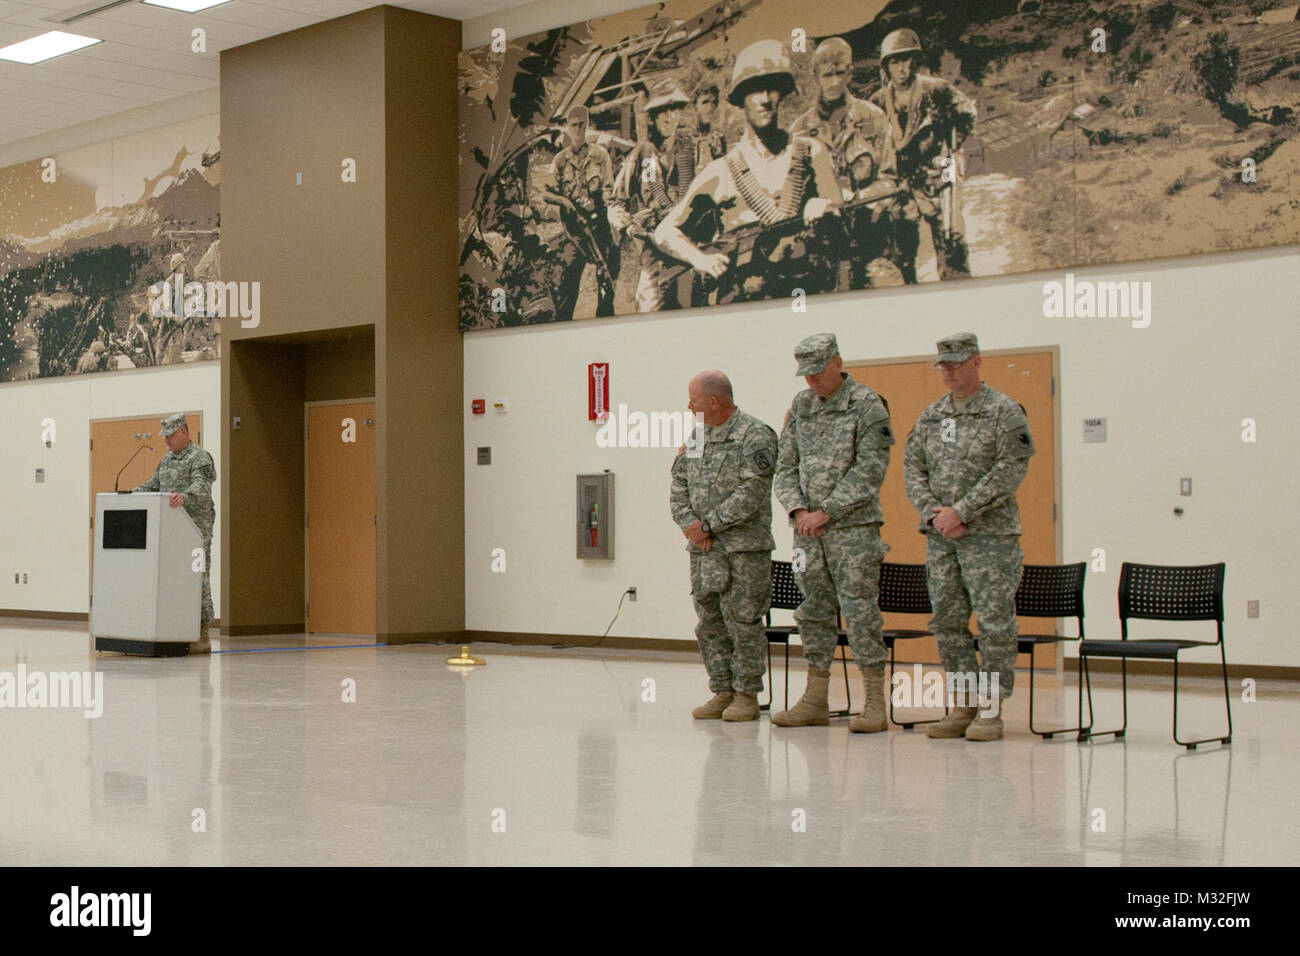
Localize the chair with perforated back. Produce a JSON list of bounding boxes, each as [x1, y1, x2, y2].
[[1077, 562, 1231, 750], [1015, 563, 1087, 738], [878, 562, 946, 729], [762, 560, 853, 715]]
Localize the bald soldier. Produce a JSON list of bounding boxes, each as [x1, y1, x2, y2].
[[773, 334, 895, 731], [904, 334, 1034, 741], [134, 413, 217, 654], [670, 371, 778, 721]]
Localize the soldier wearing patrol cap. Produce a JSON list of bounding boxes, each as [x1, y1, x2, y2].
[[773, 333, 895, 732], [903, 333, 1034, 741], [671, 370, 778, 721], [654, 39, 843, 304], [133, 413, 217, 653]]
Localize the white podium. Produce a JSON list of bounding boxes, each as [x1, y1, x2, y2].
[[91, 492, 203, 656]]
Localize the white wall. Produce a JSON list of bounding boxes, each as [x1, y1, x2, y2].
[[0, 362, 221, 615], [462, 1, 1300, 667]]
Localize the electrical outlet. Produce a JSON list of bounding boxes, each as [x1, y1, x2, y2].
[[1247, 600, 1260, 619], [628, 586, 637, 602], [22, 573, 28, 584], [1180, 478, 1192, 496]]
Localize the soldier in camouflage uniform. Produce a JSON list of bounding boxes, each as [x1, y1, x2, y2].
[[903, 333, 1034, 741], [548, 105, 618, 318], [134, 413, 217, 654], [691, 85, 727, 307], [654, 40, 843, 304], [869, 29, 977, 283], [790, 37, 903, 291], [693, 85, 727, 173], [609, 84, 697, 312], [670, 370, 778, 721], [773, 333, 895, 732]]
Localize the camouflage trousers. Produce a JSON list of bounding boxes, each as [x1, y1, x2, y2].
[[793, 524, 890, 671], [690, 549, 771, 696], [200, 537, 213, 626], [925, 533, 1022, 700]]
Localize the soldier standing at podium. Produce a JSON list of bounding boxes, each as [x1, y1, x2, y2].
[[134, 413, 216, 653]]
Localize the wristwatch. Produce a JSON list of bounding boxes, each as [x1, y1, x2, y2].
[[700, 520, 711, 534]]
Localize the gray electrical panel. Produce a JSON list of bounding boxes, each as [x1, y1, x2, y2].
[[577, 472, 614, 559]]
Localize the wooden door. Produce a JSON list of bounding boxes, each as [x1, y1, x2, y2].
[[306, 401, 376, 635], [848, 352, 1057, 666], [90, 413, 203, 592]]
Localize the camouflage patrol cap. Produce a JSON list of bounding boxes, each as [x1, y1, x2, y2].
[[728, 39, 796, 106], [160, 412, 188, 436], [935, 332, 980, 365], [795, 333, 840, 375]]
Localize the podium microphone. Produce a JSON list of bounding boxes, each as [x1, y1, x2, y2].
[[115, 445, 154, 493]]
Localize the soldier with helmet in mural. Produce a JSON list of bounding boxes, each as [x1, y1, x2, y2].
[[653, 39, 844, 304], [791, 36, 904, 290], [869, 28, 976, 283], [545, 104, 620, 318], [609, 83, 699, 312]]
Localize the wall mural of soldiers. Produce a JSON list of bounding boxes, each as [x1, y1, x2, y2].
[[457, 0, 1300, 329]]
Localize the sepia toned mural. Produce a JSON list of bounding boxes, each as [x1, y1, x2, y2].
[[458, 0, 1300, 330], [0, 115, 221, 381]]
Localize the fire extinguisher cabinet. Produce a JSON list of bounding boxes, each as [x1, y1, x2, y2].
[[577, 472, 614, 559]]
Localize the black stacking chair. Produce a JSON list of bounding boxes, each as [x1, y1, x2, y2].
[[1016, 562, 1087, 738], [762, 560, 853, 715], [1077, 562, 1232, 750], [878, 562, 946, 729]]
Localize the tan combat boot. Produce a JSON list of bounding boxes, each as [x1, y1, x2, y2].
[[722, 692, 759, 722], [849, 665, 887, 733], [925, 706, 979, 738], [771, 667, 831, 727], [692, 690, 733, 719], [190, 621, 211, 655], [965, 698, 1004, 741]]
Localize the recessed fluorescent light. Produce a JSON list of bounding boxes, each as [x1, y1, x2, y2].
[[0, 31, 101, 65], [143, 0, 233, 11]]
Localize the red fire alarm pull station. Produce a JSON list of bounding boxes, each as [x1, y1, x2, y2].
[[472, 399, 485, 415], [588, 363, 610, 421]]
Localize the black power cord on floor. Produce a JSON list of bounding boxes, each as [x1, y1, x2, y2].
[[552, 587, 635, 649]]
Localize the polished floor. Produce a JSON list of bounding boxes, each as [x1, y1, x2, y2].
[[0, 618, 1292, 866]]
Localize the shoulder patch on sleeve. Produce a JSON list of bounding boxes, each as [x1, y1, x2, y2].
[[1009, 425, 1035, 457]]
